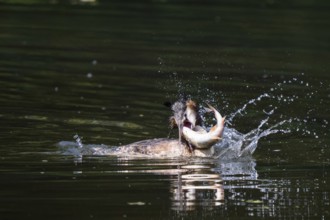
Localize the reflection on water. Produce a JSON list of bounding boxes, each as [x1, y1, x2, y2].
[[172, 164, 224, 210], [67, 150, 258, 213], [63, 155, 329, 219]]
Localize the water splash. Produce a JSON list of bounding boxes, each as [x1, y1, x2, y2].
[[227, 93, 271, 123], [209, 75, 326, 158], [73, 134, 83, 148], [216, 118, 291, 159]]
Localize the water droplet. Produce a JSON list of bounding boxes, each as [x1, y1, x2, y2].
[[73, 134, 83, 148], [87, 73, 93, 78]]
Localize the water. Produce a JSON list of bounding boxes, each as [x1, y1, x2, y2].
[[0, 1, 330, 219]]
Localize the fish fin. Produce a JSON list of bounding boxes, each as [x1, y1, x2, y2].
[[221, 116, 226, 123]]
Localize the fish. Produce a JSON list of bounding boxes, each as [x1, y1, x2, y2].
[[182, 104, 225, 149]]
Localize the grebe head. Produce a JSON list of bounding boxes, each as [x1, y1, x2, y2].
[[170, 100, 185, 142], [169, 99, 201, 143]]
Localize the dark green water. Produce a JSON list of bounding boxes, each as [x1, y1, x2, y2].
[[0, 1, 329, 219]]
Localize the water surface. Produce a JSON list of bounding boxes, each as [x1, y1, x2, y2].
[[0, 1, 329, 219]]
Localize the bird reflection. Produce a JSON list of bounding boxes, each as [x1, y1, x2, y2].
[[172, 164, 224, 211]]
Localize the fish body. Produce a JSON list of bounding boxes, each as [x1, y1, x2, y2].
[[183, 104, 225, 149]]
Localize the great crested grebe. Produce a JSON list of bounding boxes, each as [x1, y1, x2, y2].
[[117, 99, 225, 157]]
